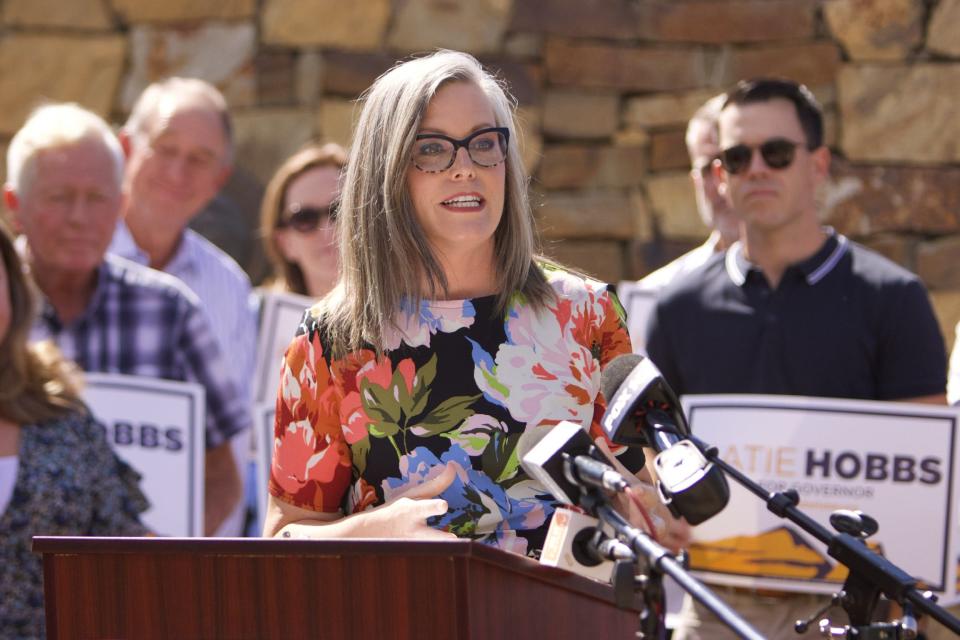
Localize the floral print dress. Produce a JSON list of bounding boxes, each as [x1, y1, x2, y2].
[[0, 410, 149, 639], [269, 267, 636, 555]]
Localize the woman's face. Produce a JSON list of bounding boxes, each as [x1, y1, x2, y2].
[[274, 165, 341, 287], [406, 81, 506, 259]]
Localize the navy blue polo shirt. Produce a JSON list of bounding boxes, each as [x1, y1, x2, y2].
[[644, 232, 946, 400]]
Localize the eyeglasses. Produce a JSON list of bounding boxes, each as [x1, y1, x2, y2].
[[412, 127, 510, 173], [719, 138, 810, 175], [276, 203, 336, 233]]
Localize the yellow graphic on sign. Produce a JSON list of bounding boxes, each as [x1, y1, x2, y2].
[[690, 526, 883, 582]]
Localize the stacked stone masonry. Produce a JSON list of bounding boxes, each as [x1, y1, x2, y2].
[[0, 0, 959, 346]]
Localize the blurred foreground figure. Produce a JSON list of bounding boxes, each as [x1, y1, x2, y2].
[[0, 219, 149, 638]]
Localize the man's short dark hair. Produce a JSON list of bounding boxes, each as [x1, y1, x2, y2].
[[723, 77, 824, 150]]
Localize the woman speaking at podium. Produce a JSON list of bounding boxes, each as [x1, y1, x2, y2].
[[262, 50, 670, 556]]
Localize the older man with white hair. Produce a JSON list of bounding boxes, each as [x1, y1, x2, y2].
[[4, 102, 249, 535]]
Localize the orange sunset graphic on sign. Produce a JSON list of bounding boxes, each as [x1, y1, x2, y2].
[[689, 526, 883, 583]]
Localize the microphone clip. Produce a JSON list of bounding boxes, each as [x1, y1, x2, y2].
[[653, 440, 730, 526]]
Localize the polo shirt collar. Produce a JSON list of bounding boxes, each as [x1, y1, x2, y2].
[[725, 229, 849, 287]]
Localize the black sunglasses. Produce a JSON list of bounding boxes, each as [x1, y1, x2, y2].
[[719, 138, 810, 175], [412, 127, 510, 173], [277, 203, 336, 233]]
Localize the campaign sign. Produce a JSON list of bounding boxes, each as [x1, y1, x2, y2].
[[253, 290, 314, 405], [83, 373, 205, 537], [682, 394, 960, 604], [615, 281, 657, 355], [255, 401, 276, 534]]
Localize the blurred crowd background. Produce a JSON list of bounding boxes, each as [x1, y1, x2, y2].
[[0, 0, 958, 346]]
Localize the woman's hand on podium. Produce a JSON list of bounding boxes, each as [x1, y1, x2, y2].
[[358, 462, 460, 540], [264, 462, 460, 541]]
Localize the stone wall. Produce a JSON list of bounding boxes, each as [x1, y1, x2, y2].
[[1, 0, 959, 344]]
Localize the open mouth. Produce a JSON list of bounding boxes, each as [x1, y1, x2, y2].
[[441, 194, 484, 209]]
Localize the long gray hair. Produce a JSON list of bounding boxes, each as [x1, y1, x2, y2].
[[320, 50, 554, 356]]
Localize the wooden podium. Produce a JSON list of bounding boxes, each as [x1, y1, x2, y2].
[[34, 537, 643, 639]]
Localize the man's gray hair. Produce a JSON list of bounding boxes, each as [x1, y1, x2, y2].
[[124, 77, 234, 166], [684, 93, 726, 156], [6, 102, 124, 195]]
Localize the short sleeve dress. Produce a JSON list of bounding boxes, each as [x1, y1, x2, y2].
[[269, 267, 636, 555]]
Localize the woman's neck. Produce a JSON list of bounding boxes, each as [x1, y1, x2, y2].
[[430, 242, 498, 300], [302, 268, 339, 300]]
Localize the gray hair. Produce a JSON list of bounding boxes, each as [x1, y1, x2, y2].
[[6, 103, 124, 196], [684, 93, 726, 159], [320, 50, 554, 356], [124, 77, 234, 166]]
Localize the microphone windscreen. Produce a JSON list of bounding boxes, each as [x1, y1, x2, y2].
[[601, 354, 644, 405], [519, 421, 594, 505]]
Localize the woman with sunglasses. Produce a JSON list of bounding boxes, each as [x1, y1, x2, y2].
[[261, 143, 346, 298], [262, 50, 670, 556], [0, 220, 149, 638]]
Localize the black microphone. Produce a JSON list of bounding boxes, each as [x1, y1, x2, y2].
[[600, 354, 729, 525], [517, 421, 629, 507], [572, 527, 636, 566]]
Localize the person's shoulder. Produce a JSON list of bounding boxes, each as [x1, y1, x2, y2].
[[182, 230, 252, 290], [540, 262, 610, 299], [846, 239, 924, 288], [32, 408, 98, 446], [637, 241, 717, 292], [298, 297, 337, 344], [657, 250, 728, 305], [104, 253, 202, 307]]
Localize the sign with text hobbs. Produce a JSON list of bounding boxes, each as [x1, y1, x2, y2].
[[83, 373, 205, 537], [682, 394, 960, 604]]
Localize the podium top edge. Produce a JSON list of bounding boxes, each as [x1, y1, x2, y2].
[[32, 536, 632, 606], [33, 536, 480, 556]]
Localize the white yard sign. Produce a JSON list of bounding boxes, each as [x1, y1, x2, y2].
[[253, 290, 314, 405], [616, 281, 658, 354], [84, 373, 205, 537], [682, 394, 960, 604]]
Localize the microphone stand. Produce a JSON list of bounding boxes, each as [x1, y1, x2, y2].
[[689, 435, 960, 638], [575, 487, 765, 640]]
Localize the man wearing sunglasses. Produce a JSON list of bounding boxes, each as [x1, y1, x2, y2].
[[109, 78, 258, 536], [646, 78, 947, 640]]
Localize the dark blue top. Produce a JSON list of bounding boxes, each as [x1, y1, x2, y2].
[[644, 232, 947, 400], [0, 410, 148, 639]]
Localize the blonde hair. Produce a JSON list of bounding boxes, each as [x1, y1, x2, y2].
[[6, 102, 124, 196], [125, 77, 234, 166], [0, 220, 84, 424], [319, 50, 554, 356], [260, 143, 348, 296]]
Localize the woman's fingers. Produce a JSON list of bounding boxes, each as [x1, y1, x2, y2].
[[398, 462, 458, 500]]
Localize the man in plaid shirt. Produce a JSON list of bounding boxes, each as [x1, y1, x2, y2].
[[4, 102, 250, 535]]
